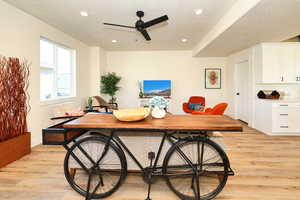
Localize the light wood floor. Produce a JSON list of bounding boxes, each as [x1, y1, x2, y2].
[[1, 124, 300, 200]]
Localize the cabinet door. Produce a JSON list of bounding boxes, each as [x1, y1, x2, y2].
[[262, 44, 281, 83], [295, 46, 300, 83], [279, 45, 296, 83]]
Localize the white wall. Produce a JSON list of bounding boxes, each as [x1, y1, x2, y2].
[[89, 46, 108, 96], [89, 47, 101, 95], [226, 48, 254, 124], [0, 0, 95, 146], [105, 51, 227, 114]]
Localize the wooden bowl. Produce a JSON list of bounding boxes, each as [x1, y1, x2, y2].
[[113, 107, 151, 122]]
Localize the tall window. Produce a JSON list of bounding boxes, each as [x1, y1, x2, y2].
[[40, 38, 76, 101]]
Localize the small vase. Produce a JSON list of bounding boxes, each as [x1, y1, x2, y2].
[[151, 106, 166, 119]]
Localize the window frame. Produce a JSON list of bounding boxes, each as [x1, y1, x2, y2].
[[40, 37, 76, 104]]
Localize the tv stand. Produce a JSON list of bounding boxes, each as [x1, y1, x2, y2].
[[138, 97, 171, 110]]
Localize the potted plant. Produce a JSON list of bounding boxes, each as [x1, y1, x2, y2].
[[138, 81, 144, 98], [0, 56, 31, 168], [100, 72, 121, 103]]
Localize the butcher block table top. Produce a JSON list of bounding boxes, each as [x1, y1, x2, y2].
[[63, 113, 243, 132]]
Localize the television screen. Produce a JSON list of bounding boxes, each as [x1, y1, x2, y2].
[[143, 80, 171, 97]]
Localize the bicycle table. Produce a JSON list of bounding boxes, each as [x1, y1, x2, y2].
[[43, 113, 242, 200]]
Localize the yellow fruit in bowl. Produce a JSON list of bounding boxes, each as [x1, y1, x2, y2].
[[113, 107, 151, 122]]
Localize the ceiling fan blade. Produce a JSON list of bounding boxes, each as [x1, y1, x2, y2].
[[140, 29, 151, 41], [103, 23, 135, 29], [141, 15, 168, 29]]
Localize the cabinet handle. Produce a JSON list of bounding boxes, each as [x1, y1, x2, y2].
[[280, 126, 289, 128], [280, 114, 289, 116], [279, 104, 288, 107], [281, 76, 284, 82]]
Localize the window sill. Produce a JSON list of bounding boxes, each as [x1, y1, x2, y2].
[[40, 96, 77, 106]]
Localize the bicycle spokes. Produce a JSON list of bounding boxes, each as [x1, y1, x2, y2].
[[163, 138, 229, 200], [64, 136, 127, 199]]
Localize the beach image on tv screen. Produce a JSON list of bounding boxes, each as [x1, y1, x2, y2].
[[143, 80, 171, 97]]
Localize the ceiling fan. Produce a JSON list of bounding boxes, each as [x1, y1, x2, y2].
[[103, 11, 169, 41]]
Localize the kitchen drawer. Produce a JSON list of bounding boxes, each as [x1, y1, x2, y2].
[[42, 118, 87, 145], [272, 125, 293, 133], [272, 116, 290, 132], [272, 102, 300, 108], [272, 109, 300, 133]]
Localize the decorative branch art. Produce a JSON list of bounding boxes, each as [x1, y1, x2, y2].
[[0, 56, 30, 142], [205, 68, 221, 89]]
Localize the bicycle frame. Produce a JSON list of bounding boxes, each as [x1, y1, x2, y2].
[[113, 131, 211, 174], [63, 129, 234, 200]]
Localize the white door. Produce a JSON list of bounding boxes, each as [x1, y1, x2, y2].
[[236, 61, 249, 123], [295, 46, 300, 83]]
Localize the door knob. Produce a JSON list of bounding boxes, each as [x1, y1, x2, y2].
[[236, 93, 240, 95]]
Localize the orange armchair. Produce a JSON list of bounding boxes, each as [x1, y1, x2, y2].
[[183, 96, 205, 113], [192, 103, 228, 115]]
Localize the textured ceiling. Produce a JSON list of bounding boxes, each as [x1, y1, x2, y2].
[[196, 0, 300, 56], [4, 0, 237, 51]]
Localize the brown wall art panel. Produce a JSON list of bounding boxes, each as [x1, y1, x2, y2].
[[0, 56, 30, 142]]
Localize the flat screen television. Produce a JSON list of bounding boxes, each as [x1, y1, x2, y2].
[[143, 80, 171, 97]]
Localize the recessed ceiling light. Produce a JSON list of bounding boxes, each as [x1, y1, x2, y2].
[[195, 9, 203, 15], [80, 11, 88, 17], [112, 40, 117, 43], [181, 38, 187, 42]]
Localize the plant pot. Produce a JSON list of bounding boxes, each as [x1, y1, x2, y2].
[[0, 132, 31, 168], [151, 106, 166, 119], [139, 91, 144, 98]]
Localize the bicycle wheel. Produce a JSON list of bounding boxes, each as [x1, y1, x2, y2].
[[163, 137, 229, 200], [64, 136, 127, 199]]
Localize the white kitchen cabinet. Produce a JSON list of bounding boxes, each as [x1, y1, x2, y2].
[[261, 44, 281, 83], [279, 45, 296, 83], [272, 103, 300, 133], [254, 100, 300, 136], [256, 43, 300, 84]]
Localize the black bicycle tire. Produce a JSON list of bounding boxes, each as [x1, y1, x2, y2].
[[64, 136, 127, 199], [163, 137, 229, 200]]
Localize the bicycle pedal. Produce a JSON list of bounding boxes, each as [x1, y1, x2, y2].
[[148, 152, 155, 160]]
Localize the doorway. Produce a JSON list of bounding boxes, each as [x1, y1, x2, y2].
[[236, 61, 249, 123]]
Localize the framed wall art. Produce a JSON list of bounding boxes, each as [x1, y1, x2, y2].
[[205, 68, 221, 89]]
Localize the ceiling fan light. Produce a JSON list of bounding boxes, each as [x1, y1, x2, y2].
[[112, 40, 117, 43], [181, 38, 187, 42], [104, 11, 168, 41]]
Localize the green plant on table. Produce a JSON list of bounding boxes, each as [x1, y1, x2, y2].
[[100, 72, 121, 103], [87, 97, 93, 110], [138, 81, 144, 98]]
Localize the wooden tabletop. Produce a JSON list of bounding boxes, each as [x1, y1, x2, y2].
[[63, 113, 243, 132]]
